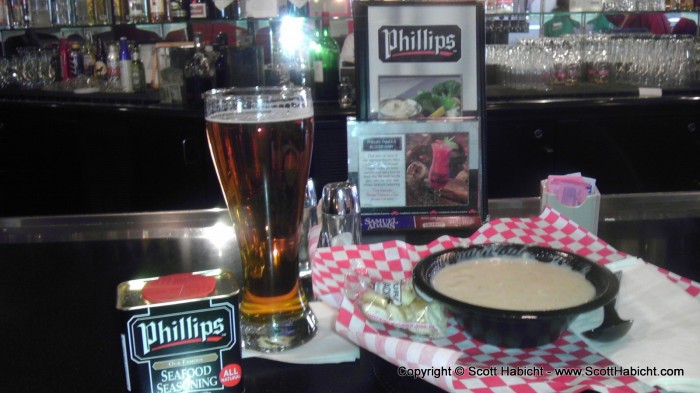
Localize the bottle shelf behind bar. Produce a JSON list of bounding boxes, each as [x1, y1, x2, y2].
[[2, 0, 699, 104]]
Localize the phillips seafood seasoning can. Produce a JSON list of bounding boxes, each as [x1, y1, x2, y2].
[[117, 269, 244, 393]]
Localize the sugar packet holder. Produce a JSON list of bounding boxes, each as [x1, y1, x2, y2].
[[343, 259, 448, 338], [540, 180, 601, 235]]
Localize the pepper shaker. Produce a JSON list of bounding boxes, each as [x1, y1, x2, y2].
[[318, 181, 361, 247]]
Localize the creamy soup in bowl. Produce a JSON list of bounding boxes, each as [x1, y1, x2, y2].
[[412, 244, 619, 347], [431, 257, 596, 311]]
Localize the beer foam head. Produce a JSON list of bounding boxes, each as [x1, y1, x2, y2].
[[206, 106, 313, 124], [205, 87, 314, 124]]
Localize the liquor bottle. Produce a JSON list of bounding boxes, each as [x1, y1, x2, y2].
[[112, 0, 128, 23], [312, 10, 340, 102], [4, 0, 12, 27], [184, 32, 215, 108], [73, 0, 89, 24], [107, 43, 120, 86], [87, 0, 97, 24], [82, 34, 96, 76], [230, 19, 263, 87], [0, 0, 9, 28], [18, 0, 30, 26], [286, 17, 313, 90], [5, 0, 16, 27], [59, 38, 71, 80], [131, 46, 147, 92], [212, 0, 236, 18], [214, 32, 230, 87], [285, 0, 307, 17], [95, 0, 111, 23], [5, 0, 15, 27], [189, 0, 209, 18], [149, 0, 165, 21], [119, 37, 133, 92], [94, 38, 108, 79], [264, 19, 289, 86], [29, 0, 51, 27], [8, 0, 30, 27], [52, 0, 75, 25], [127, 0, 148, 22], [49, 43, 62, 81], [69, 42, 84, 78], [168, 0, 187, 20]]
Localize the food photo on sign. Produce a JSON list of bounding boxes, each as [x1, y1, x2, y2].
[[378, 76, 464, 119], [406, 133, 469, 206]]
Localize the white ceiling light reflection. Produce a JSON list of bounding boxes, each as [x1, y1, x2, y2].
[[280, 16, 312, 57], [201, 221, 236, 256]]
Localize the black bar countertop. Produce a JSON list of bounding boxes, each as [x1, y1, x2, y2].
[[3, 84, 700, 123], [1, 192, 699, 393]]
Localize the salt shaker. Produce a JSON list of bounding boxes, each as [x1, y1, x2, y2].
[[299, 178, 318, 278], [318, 181, 361, 248]]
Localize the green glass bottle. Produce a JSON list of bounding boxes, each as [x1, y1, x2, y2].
[[131, 46, 147, 93], [312, 10, 340, 102]]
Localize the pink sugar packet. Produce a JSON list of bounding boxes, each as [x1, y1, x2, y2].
[[546, 174, 596, 207]]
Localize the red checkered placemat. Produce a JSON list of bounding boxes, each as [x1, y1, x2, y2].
[[310, 207, 700, 392], [336, 298, 656, 392]]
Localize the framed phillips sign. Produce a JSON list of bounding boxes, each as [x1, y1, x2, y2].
[[353, 0, 486, 121], [349, 1, 487, 231]]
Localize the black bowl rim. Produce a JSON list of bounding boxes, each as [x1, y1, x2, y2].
[[412, 243, 620, 320]]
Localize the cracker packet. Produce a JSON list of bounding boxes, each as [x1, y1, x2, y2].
[[343, 260, 447, 338]]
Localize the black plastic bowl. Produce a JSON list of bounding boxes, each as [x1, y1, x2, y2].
[[412, 243, 619, 348]]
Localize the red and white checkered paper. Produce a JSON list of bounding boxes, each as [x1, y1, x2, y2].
[[310, 207, 700, 393]]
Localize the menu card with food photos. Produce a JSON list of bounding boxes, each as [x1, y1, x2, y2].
[[353, 0, 485, 120], [347, 118, 485, 231], [349, 1, 486, 231]]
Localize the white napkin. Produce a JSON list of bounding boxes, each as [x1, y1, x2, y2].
[[242, 301, 360, 364], [570, 257, 700, 392]]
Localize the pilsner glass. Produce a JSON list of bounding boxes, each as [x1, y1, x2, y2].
[[204, 86, 317, 352]]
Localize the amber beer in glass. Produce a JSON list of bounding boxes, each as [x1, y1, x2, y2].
[[204, 87, 317, 352]]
